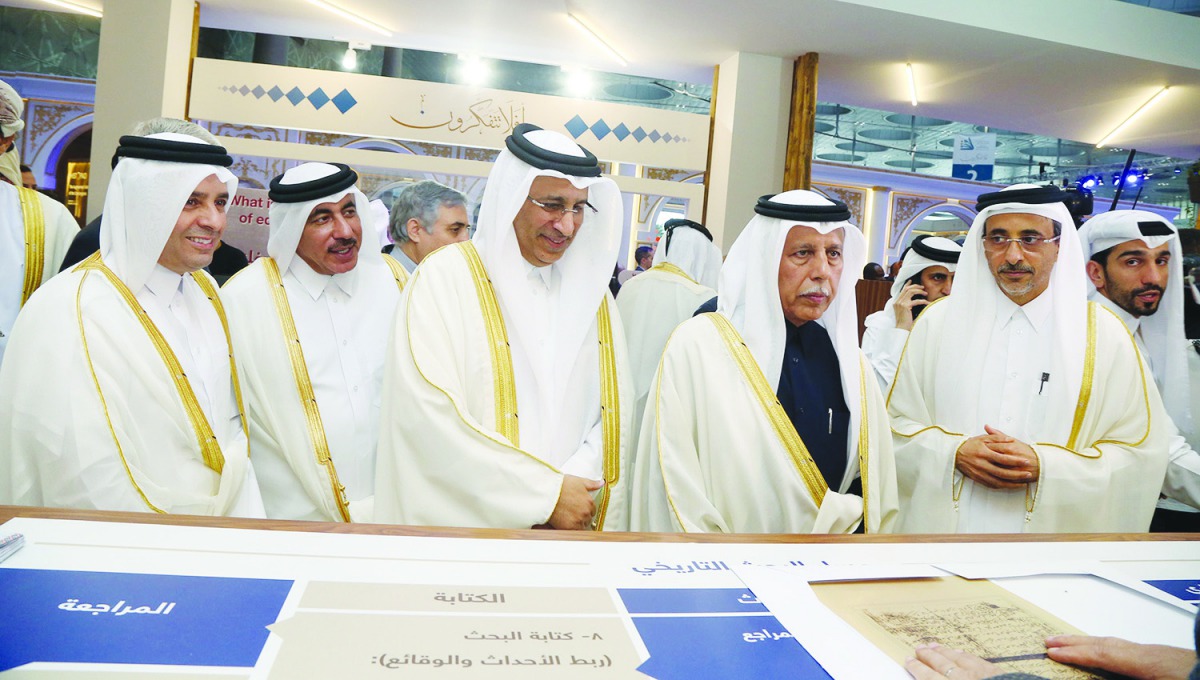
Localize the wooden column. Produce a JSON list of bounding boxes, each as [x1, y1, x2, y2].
[[783, 52, 819, 191]]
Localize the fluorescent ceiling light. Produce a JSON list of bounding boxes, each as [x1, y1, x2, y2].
[[905, 63, 918, 107], [38, 0, 102, 17], [566, 12, 628, 67], [1095, 86, 1170, 148], [307, 0, 392, 38]]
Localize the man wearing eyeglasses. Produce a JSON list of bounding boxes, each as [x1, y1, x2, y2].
[[888, 184, 1168, 533], [1079, 210, 1199, 532], [374, 123, 635, 531]]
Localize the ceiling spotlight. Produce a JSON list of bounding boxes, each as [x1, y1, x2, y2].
[[342, 46, 358, 70], [458, 55, 490, 86]]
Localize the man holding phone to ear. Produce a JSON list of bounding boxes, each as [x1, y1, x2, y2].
[[862, 235, 961, 390]]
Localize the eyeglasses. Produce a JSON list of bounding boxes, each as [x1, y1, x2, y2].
[[981, 234, 1061, 252], [527, 196, 597, 219]]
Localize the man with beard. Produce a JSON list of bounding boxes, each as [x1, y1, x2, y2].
[[888, 184, 1168, 533], [1080, 210, 1199, 531]]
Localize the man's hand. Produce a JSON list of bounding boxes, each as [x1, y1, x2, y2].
[[546, 475, 603, 530], [954, 426, 1037, 489], [904, 642, 1001, 679], [1045, 635, 1196, 680], [893, 282, 929, 331]]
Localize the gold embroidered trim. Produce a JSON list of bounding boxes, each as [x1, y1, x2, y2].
[[381, 253, 411, 291], [1066, 303, 1097, 450], [705, 313, 828, 506], [75, 262, 165, 514], [262, 258, 351, 522], [77, 256, 227, 474], [591, 299, 620, 531], [856, 354, 870, 531], [649, 261, 698, 286], [18, 186, 45, 306], [461, 242, 519, 446]]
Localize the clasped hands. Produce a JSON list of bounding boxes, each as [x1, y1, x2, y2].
[[955, 425, 1039, 489]]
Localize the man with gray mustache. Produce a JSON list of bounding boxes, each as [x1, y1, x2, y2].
[[888, 184, 1169, 533], [630, 189, 898, 534]]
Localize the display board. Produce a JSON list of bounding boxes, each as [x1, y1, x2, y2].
[[0, 516, 1195, 679]]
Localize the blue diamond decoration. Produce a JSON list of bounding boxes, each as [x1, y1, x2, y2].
[[228, 83, 237, 90], [238, 85, 250, 96], [590, 119, 612, 140], [331, 89, 358, 113], [674, 135, 681, 143], [267, 86, 284, 102], [631, 126, 647, 142], [285, 86, 305, 106], [662, 130, 672, 143], [649, 130, 662, 142], [564, 115, 588, 139], [612, 123, 630, 141], [308, 87, 330, 110], [251, 85, 265, 99]]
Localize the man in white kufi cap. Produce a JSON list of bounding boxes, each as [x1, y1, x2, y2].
[[0, 77, 79, 368], [630, 190, 898, 534], [617, 217, 721, 435], [1079, 209, 1199, 531], [862, 235, 961, 390], [374, 123, 634, 531], [0, 132, 263, 515], [889, 184, 1169, 533], [222, 162, 407, 522]]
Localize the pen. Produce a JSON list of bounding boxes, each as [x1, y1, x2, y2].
[[827, 408, 832, 434]]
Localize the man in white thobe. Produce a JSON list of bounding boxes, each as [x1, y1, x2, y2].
[[889, 184, 1168, 533], [374, 123, 634, 531], [616, 218, 721, 432], [862, 236, 961, 391], [384, 179, 470, 274], [0, 132, 263, 515], [223, 163, 406, 522], [630, 190, 899, 534], [0, 78, 78, 368], [1079, 209, 1199, 531]]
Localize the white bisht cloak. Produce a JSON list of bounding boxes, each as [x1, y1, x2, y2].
[[616, 226, 720, 436], [374, 128, 634, 531], [373, 242, 634, 530], [0, 181, 79, 368], [888, 187, 1169, 533], [0, 135, 258, 515], [222, 163, 402, 523], [630, 190, 898, 534]]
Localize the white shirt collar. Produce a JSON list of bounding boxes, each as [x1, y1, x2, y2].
[[995, 283, 1054, 333], [143, 264, 185, 301], [523, 259, 556, 291], [288, 257, 356, 300]]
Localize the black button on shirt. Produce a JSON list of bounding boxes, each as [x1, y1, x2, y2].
[[776, 320, 850, 489]]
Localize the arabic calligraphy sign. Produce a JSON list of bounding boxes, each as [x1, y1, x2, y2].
[[189, 58, 710, 170]]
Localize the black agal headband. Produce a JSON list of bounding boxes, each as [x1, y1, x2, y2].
[[111, 135, 233, 169], [975, 184, 1066, 212], [268, 163, 358, 203], [909, 235, 960, 264], [754, 194, 851, 222], [505, 123, 601, 178], [663, 218, 713, 253]]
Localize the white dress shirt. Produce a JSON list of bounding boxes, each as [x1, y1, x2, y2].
[[283, 259, 386, 505], [510, 261, 603, 479], [960, 290, 1055, 533]]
